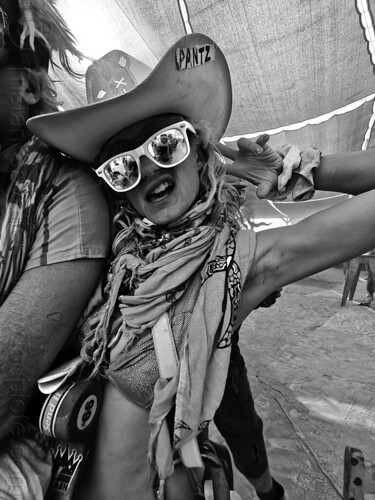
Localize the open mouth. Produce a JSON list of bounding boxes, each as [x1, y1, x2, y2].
[[147, 180, 174, 203]]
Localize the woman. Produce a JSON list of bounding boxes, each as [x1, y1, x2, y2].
[[28, 33, 375, 500]]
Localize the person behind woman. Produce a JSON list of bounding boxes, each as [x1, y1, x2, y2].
[[0, 1, 110, 497], [28, 33, 375, 500]]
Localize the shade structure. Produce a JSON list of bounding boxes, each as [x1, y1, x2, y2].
[[51, 0, 375, 219]]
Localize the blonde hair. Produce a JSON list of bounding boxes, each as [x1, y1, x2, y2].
[[189, 121, 244, 231]]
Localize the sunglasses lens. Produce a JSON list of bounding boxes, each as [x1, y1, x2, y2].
[[147, 128, 188, 166], [103, 156, 140, 191]]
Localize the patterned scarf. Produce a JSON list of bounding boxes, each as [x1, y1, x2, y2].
[[0, 137, 59, 304], [81, 195, 255, 491], [149, 227, 256, 495], [81, 195, 219, 366]]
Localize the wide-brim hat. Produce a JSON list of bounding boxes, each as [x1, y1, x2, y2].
[[27, 33, 232, 165]]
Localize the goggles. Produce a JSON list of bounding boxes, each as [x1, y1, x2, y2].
[[94, 120, 196, 193]]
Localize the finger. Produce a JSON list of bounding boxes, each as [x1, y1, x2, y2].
[[255, 134, 270, 148], [256, 180, 273, 199], [237, 137, 263, 155], [217, 143, 236, 161]]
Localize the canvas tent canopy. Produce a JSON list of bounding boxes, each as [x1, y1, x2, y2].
[[52, 0, 375, 221]]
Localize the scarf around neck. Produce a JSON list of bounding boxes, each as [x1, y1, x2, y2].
[[81, 194, 219, 366], [80, 194, 256, 491]]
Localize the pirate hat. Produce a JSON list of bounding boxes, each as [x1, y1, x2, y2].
[[27, 33, 232, 165], [85, 49, 153, 104]]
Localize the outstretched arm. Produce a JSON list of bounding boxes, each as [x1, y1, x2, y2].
[[315, 149, 375, 195], [219, 139, 375, 322], [220, 137, 375, 198], [237, 185, 375, 323]]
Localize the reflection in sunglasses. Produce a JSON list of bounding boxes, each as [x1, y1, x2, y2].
[[151, 130, 187, 165], [95, 121, 196, 192], [105, 159, 139, 190]]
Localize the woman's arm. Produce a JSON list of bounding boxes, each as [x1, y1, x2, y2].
[[221, 140, 375, 322], [315, 149, 375, 195], [220, 139, 375, 198], [237, 187, 375, 324]]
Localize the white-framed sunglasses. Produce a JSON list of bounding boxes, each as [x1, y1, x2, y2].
[[94, 120, 196, 193]]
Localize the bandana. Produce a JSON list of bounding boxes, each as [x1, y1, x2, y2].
[[149, 227, 255, 492], [81, 193, 218, 365], [0, 137, 59, 304], [81, 191, 256, 489]]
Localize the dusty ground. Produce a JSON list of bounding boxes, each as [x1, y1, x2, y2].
[[210, 266, 375, 500]]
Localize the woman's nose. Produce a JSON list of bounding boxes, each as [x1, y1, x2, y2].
[[140, 157, 160, 179]]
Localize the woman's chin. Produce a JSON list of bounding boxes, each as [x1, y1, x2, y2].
[[143, 198, 187, 226], [147, 212, 179, 226]]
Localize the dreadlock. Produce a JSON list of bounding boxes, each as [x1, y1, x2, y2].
[[0, 0, 89, 115], [16, 0, 86, 77]]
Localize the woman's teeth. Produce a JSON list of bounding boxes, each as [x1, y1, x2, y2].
[[152, 181, 170, 194], [148, 181, 173, 202]]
